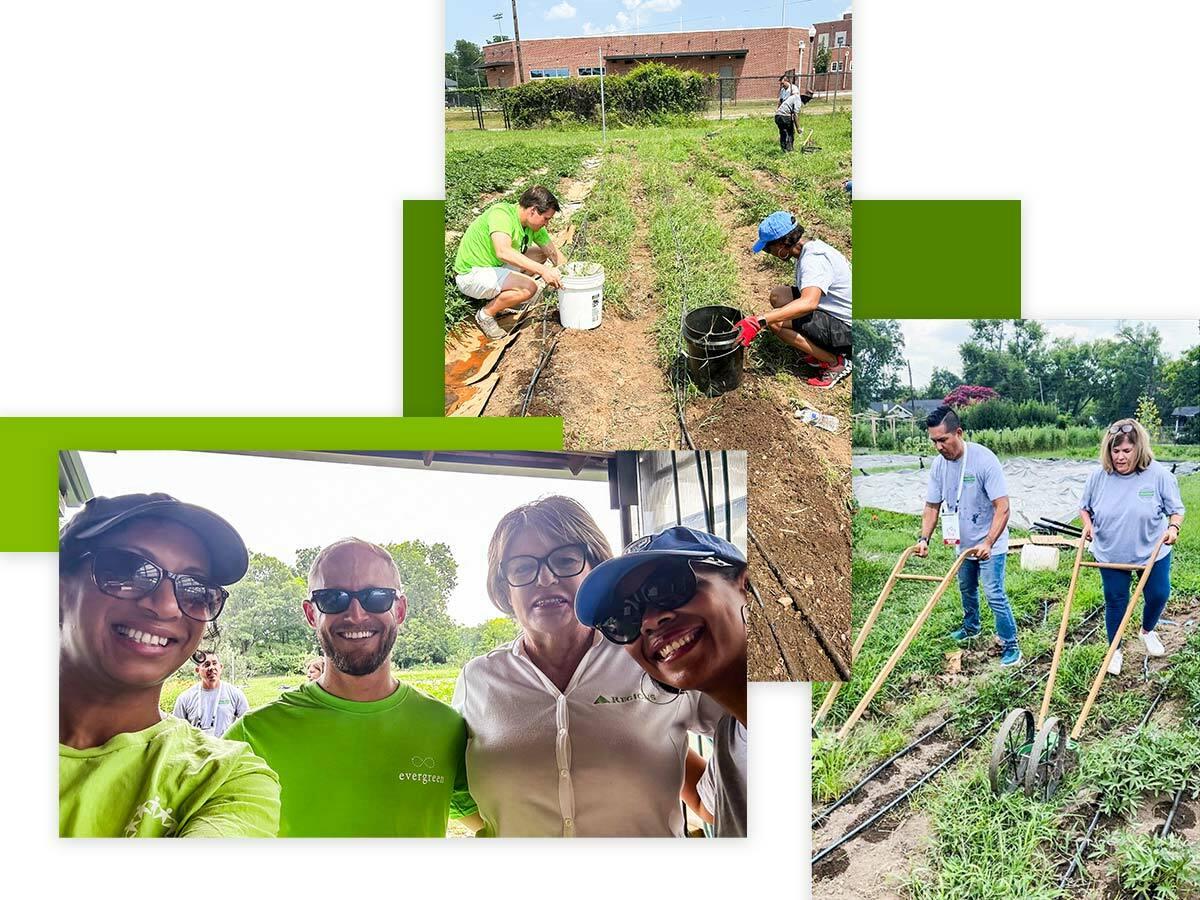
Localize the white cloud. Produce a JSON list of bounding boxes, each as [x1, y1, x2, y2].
[[641, 0, 682, 11], [581, 20, 617, 35], [616, 11, 632, 28], [545, 1, 577, 21]]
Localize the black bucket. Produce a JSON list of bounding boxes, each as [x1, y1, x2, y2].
[[683, 305, 745, 396]]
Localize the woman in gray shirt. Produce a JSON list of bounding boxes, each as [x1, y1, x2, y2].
[[1079, 419, 1185, 675]]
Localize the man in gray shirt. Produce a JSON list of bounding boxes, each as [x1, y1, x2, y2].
[[914, 405, 1022, 667], [172, 651, 250, 737]]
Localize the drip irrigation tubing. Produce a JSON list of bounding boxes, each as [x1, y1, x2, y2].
[[657, 179, 839, 682], [516, 187, 593, 418], [812, 605, 1106, 829], [1058, 680, 1173, 890]]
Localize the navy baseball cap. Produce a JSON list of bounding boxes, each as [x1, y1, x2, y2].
[[575, 526, 746, 631], [751, 211, 797, 252], [59, 493, 249, 585]]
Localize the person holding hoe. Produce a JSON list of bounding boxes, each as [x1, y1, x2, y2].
[[915, 406, 1023, 668], [1079, 418, 1185, 675], [738, 211, 852, 387], [453, 185, 567, 341]]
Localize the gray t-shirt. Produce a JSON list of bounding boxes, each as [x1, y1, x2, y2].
[[795, 240, 852, 324], [172, 682, 250, 738], [926, 441, 1010, 555], [775, 92, 804, 117], [700, 714, 746, 837], [1079, 460, 1184, 565]]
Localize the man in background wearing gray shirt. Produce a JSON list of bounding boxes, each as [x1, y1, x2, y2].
[[914, 405, 1022, 667], [738, 211, 852, 388], [172, 651, 250, 737]]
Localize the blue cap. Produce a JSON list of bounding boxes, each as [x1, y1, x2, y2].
[[575, 526, 747, 629], [751, 211, 797, 253]]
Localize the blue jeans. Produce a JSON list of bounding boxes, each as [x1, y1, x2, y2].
[[956, 553, 1018, 651], [1099, 551, 1172, 643]]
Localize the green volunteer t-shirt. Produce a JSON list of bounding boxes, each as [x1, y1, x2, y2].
[[59, 715, 281, 837], [453, 202, 550, 274], [223, 680, 471, 837]]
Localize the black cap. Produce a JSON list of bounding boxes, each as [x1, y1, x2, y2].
[[59, 493, 249, 586]]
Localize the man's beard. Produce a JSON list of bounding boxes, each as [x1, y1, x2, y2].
[[318, 621, 398, 677]]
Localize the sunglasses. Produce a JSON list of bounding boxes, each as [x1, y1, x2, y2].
[[309, 587, 398, 615], [78, 548, 228, 622], [596, 560, 699, 645], [501, 543, 587, 588], [1108, 423, 1136, 435]]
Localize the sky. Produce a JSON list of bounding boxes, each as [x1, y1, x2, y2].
[[893, 319, 1200, 393], [446, 0, 851, 50], [69, 452, 622, 627]]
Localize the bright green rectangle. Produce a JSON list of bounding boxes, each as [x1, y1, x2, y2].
[[853, 200, 1021, 319], [403, 199, 446, 416], [0, 416, 562, 551]]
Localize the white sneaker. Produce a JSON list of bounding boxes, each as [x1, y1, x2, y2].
[[1141, 630, 1166, 658], [1107, 648, 1123, 676], [475, 308, 507, 340]]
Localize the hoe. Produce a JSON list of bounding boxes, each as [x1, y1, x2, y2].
[[814, 545, 973, 738], [988, 531, 1169, 799]]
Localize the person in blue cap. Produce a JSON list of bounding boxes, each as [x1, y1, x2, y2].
[[575, 526, 747, 837], [736, 211, 852, 388]]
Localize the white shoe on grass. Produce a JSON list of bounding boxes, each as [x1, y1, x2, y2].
[[1107, 648, 1123, 676], [1140, 630, 1165, 658]]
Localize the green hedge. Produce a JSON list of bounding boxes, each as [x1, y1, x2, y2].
[[958, 399, 1061, 431], [503, 63, 712, 128]]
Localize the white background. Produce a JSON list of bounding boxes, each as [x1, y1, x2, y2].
[[3, 1, 1198, 896]]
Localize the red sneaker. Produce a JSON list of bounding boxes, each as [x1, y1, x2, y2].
[[805, 354, 844, 370], [807, 360, 848, 387]]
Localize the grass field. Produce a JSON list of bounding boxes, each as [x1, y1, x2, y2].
[[814, 473, 1200, 897], [159, 663, 459, 713]]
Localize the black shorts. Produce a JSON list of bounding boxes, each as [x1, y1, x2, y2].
[[787, 296, 851, 354]]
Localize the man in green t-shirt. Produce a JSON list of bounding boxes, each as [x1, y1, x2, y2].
[[452, 185, 566, 340], [224, 538, 472, 836]]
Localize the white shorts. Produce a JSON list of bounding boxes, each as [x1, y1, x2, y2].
[[455, 265, 532, 301]]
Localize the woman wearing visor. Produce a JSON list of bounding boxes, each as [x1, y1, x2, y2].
[[451, 496, 722, 837], [59, 493, 280, 837], [575, 526, 748, 837], [1079, 419, 1185, 675]]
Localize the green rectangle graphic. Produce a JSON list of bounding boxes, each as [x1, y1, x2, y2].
[[0, 416, 562, 551], [853, 200, 1020, 319], [403, 199, 447, 416]]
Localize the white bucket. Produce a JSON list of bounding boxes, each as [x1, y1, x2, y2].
[[557, 262, 604, 330], [1020, 543, 1061, 572]]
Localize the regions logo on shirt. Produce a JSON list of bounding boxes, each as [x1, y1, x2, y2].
[[1138, 487, 1156, 501], [397, 755, 446, 785], [962, 474, 977, 485], [593, 691, 659, 704]]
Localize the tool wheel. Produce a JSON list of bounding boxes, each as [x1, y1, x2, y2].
[[989, 707, 1034, 796], [1024, 716, 1069, 801]]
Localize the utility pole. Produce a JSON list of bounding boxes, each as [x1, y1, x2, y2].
[[511, 0, 525, 84]]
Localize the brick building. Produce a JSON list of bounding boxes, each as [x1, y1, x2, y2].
[[480, 26, 821, 100], [812, 12, 852, 92]]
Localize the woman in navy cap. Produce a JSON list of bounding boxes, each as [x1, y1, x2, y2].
[[576, 525, 749, 836], [58, 493, 280, 837]]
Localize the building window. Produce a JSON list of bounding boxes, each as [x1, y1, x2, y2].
[[530, 67, 569, 78], [829, 60, 844, 73], [578, 66, 606, 76], [835, 31, 847, 48], [817, 33, 829, 50]]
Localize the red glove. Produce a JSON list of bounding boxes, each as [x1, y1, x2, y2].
[[734, 316, 765, 347]]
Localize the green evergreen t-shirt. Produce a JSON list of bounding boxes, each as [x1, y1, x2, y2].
[[453, 202, 550, 274], [223, 681, 471, 837], [59, 715, 281, 837]]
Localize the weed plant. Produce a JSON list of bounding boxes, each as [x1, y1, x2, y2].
[[1078, 725, 1200, 818], [1111, 832, 1200, 900]]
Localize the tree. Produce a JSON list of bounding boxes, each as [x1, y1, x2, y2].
[[385, 540, 461, 667], [486, 34, 510, 44], [447, 39, 484, 89], [814, 47, 830, 74], [1161, 344, 1200, 421], [1135, 394, 1163, 439], [925, 367, 963, 399], [851, 319, 905, 410], [220, 552, 314, 673]]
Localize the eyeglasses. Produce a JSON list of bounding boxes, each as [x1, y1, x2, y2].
[[309, 587, 398, 615], [501, 543, 587, 588], [1108, 423, 1135, 435], [596, 560, 698, 645], [78, 548, 228, 622]]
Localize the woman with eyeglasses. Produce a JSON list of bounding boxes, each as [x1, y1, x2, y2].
[[58, 493, 280, 837], [451, 496, 723, 837], [575, 526, 748, 837], [1079, 419, 1186, 675]]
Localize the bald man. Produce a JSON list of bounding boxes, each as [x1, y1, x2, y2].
[[224, 538, 471, 836]]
